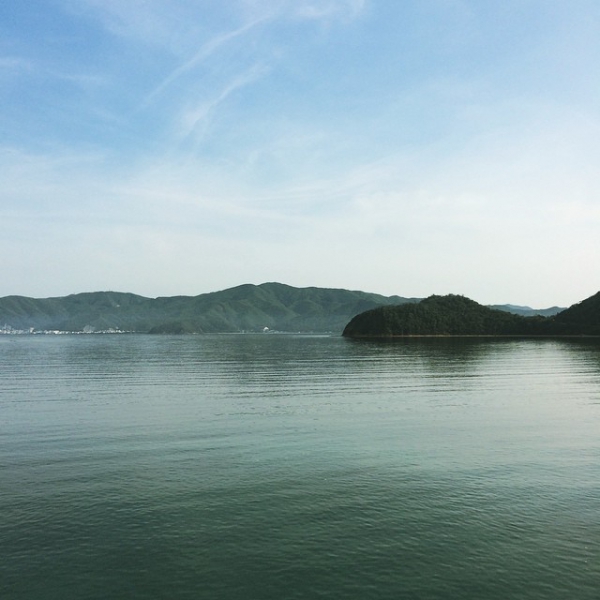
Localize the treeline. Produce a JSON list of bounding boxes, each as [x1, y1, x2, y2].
[[343, 293, 600, 338]]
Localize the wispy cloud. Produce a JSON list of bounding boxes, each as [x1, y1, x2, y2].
[[0, 54, 107, 92], [0, 56, 34, 71], [177, 63, 270, 142], [239, 0, 367, 22], [72, 0, 366, 50], [140, 0, 366, 106], [292, 0, 367, 21], [63, 0, 184, 47], [144, 14, 271, 106]]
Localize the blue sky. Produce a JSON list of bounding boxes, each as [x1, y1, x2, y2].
[[2, 0, 599, 306]]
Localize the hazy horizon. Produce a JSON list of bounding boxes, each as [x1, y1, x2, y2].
[[0, 281, 575, 310]]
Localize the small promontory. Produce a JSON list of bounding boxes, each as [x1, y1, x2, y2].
[[342, 292, 600, 338]]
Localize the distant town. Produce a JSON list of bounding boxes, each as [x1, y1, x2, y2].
[[0, 325, 128, 335]]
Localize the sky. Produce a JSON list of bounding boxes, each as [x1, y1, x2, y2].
[[1, 0, 599, 307]]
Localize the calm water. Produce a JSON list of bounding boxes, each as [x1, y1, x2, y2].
[[1, 334, 600, 599]]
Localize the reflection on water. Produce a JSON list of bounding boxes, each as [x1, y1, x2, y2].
[[1, 335, 600, 600]]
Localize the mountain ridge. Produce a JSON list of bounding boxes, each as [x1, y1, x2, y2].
[[0, 283, 419, 334], [0, 283, 570, 335]]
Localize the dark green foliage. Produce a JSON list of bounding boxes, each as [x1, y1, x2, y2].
[[0, 283, 418, 334], [343, 293, 600, 338], [0, 292, 153, 331], [344, 295, 523, 337], [551, 291, 600, 335]]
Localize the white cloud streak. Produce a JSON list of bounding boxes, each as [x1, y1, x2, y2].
[[292, 0, 367, 21], [143, 14, 272, 106], [0, 56, 34, 71], [177, 63, 270, 142]]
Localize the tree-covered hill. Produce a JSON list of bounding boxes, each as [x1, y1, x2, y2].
[[342, 292, 600, 338], [0, 291, 155, 332], [550, 291, 600, 336], [343, 295, 528, 337], [0, 283, 419, 334]]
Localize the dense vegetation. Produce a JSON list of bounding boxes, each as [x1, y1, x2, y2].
[[551, 291, 600, 335], [343, 293, 600, 338], [0, 283, 418, 334]]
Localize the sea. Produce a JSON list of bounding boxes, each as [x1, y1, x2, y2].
[[1, 333, 599, 599]]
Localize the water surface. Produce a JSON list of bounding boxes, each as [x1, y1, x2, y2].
[[2, 335, 599, 599]]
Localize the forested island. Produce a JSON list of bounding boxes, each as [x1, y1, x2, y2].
[[343, 293, 600, 338]]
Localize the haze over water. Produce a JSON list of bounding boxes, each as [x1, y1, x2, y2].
[[2, 334, 600, 599]]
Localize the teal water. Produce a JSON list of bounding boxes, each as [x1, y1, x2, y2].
[[1, 334, 599, 599]]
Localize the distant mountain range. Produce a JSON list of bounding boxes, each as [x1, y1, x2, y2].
[[0, 283, 417, 333], [487, 303, 563, 317], [0, 282, 568, 335], [343, 292, 600, 338]]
